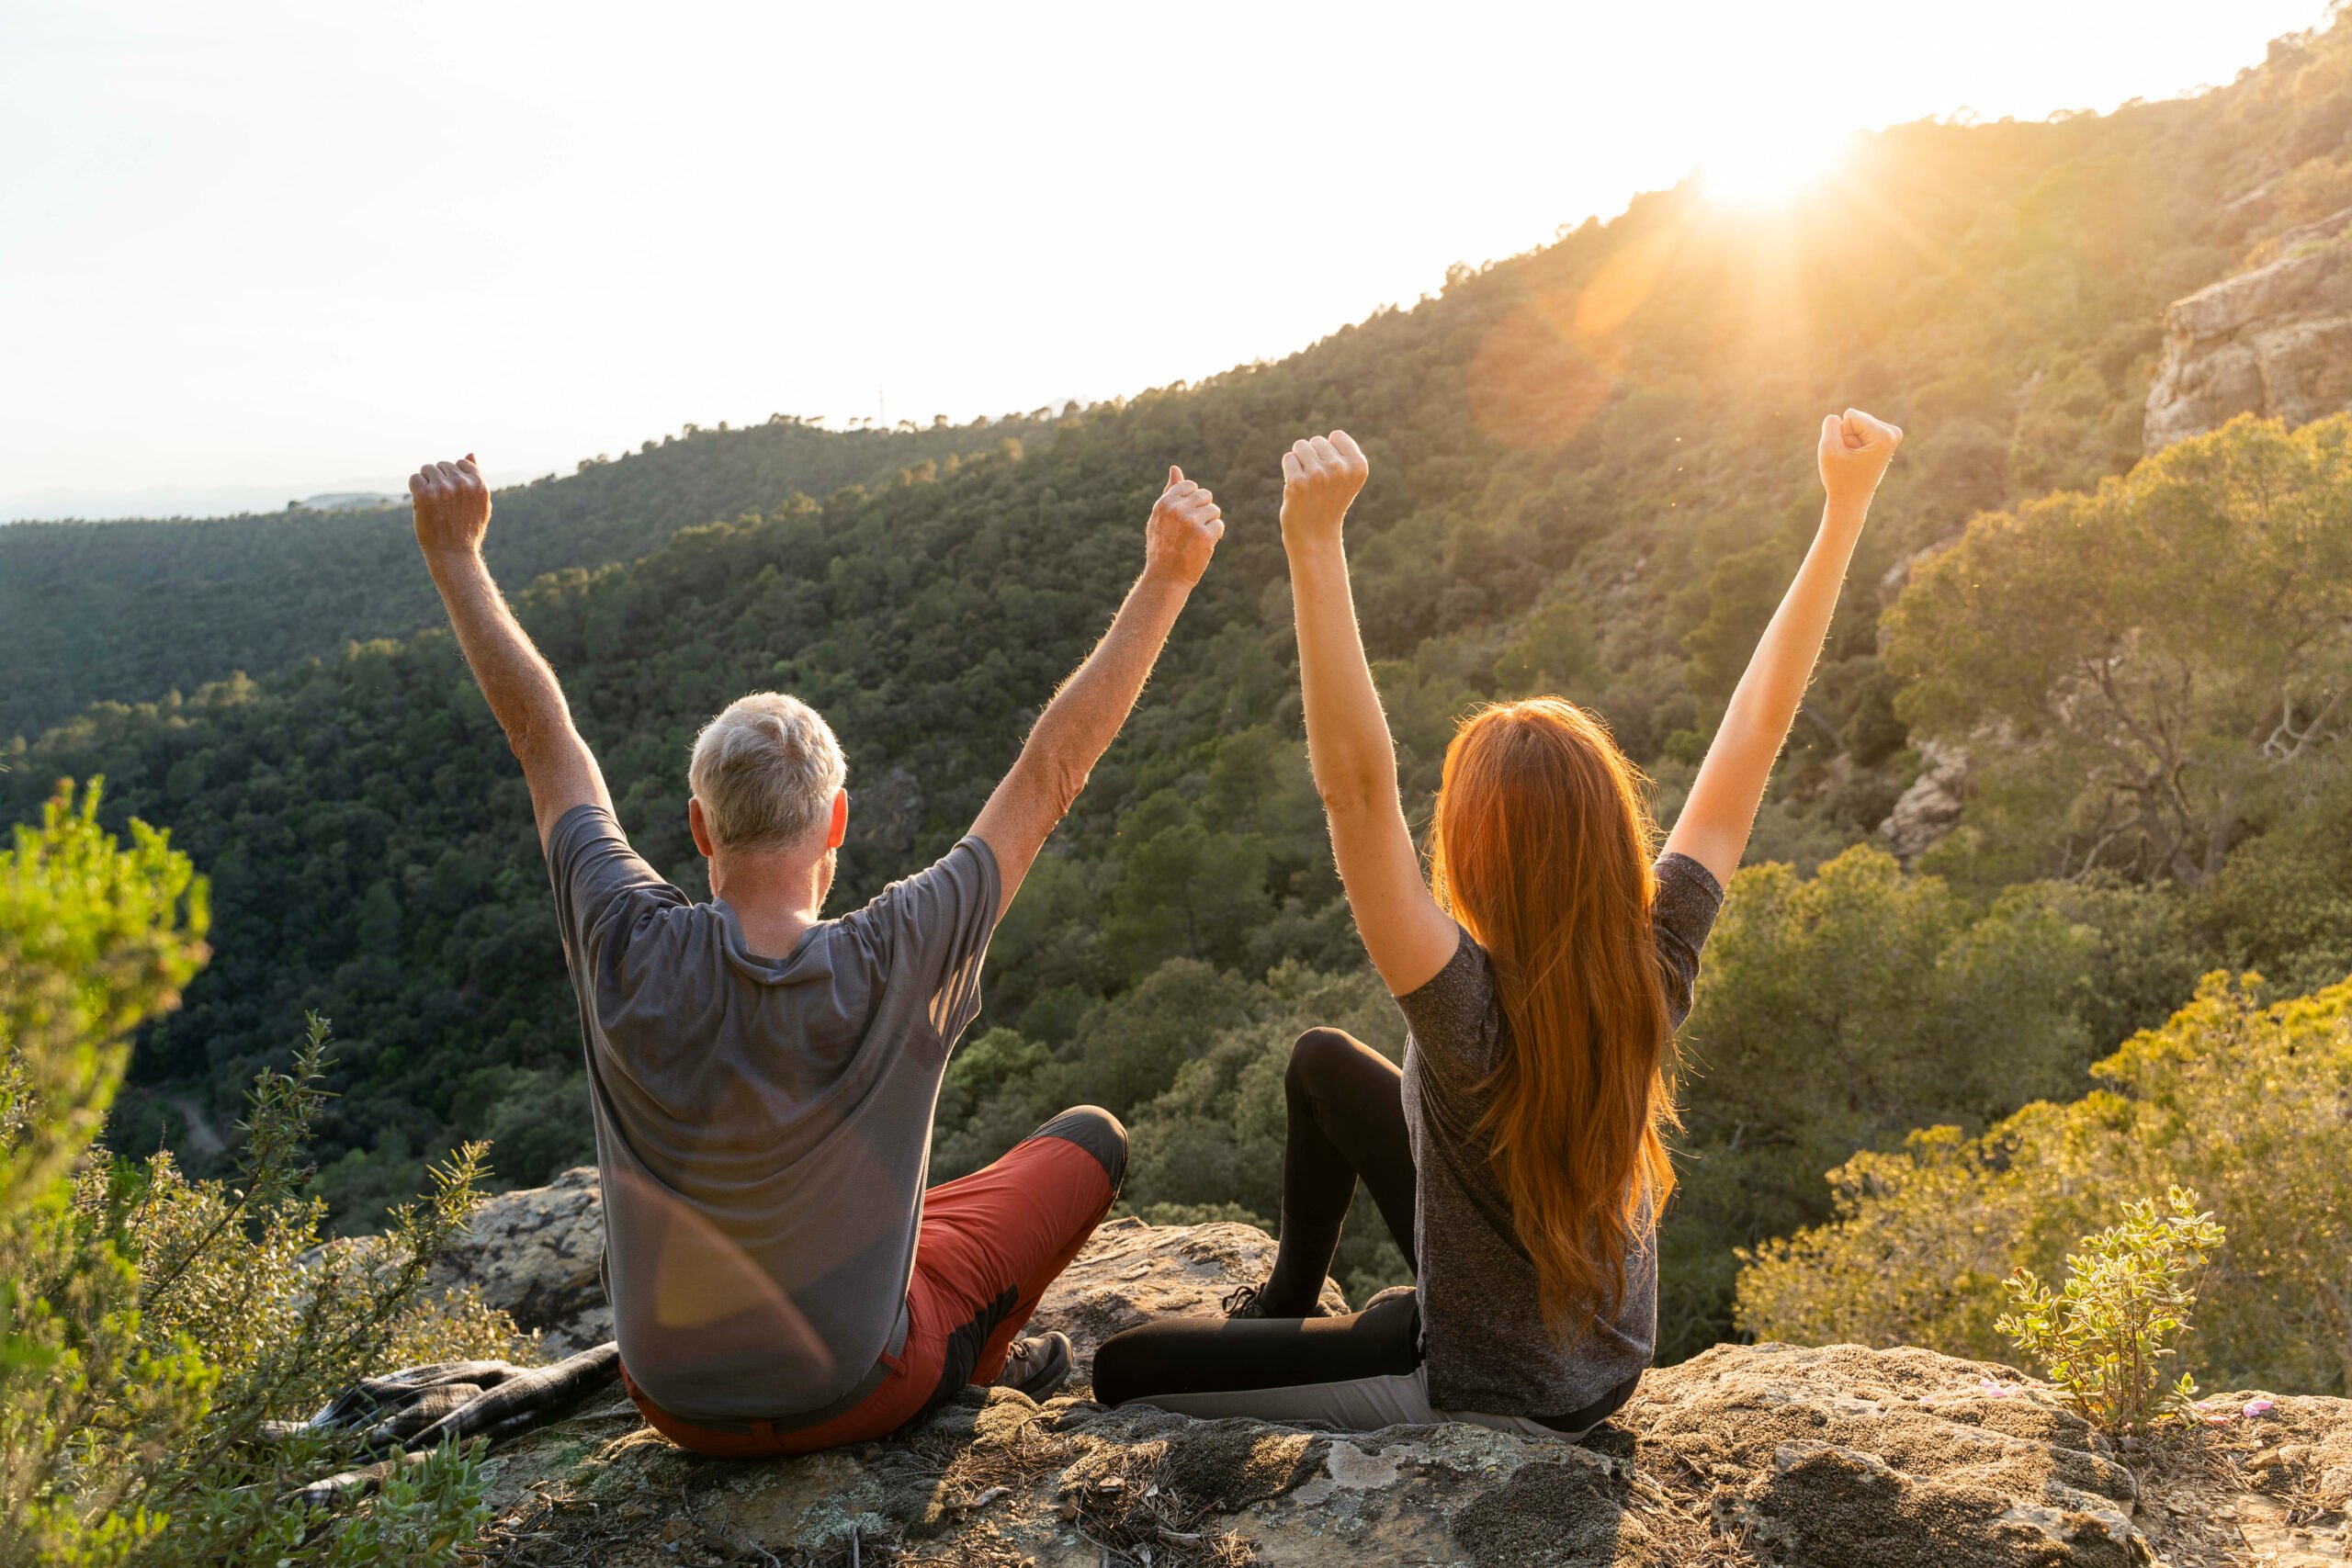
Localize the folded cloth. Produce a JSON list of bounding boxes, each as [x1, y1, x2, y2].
[[286, 1341, 622, 1461]]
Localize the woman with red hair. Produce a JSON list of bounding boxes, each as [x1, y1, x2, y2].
[[1093, 411, 1903, 1435]]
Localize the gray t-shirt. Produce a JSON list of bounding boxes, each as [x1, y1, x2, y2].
[[1395, 851, 1722, 1416], [545, 804, 1000, 1422]]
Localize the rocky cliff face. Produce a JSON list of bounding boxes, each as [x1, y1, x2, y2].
[[447, 1169, 2352, 1566], [2144, 209, 2352, 455]]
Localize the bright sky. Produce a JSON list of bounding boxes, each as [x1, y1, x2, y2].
[[0, 0, 2331, 519]]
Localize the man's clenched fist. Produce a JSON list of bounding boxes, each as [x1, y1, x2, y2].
[[1279, 431, 1370, 547], [1146, 465, 1225, 585], [411, 454, 492, 562], [1817, 410, 1904, 510]]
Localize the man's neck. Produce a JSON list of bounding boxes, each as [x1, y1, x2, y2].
[[709, 849, 830, 960]]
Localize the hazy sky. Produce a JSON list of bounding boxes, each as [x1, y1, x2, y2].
[[1, 0, 2331, 518]]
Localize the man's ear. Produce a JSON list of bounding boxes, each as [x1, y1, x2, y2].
[[688, 796, 716, 858], [827, 789, 849, 851]]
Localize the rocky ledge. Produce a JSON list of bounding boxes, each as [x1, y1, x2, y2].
[[2143, 208, 2352, 455], [446, 1171, 2350, 1566]]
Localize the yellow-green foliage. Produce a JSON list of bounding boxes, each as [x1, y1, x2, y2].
[[1736, 972, 2352, 1394], [0, 784, 526, 1567]]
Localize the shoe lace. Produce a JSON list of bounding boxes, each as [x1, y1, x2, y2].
[[1004, 1338, 1034, 1365], [1218, 1284, 1261, 1315]]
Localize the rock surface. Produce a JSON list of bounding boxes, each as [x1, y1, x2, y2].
[[436, 1165, 611, 1354], [443, 1171, 2350, 1566], [1879, 740, 1969, 863], [2144, 209, 2352, 454]]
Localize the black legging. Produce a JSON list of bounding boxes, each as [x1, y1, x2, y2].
[[1259, 1026, 1416, 1315], [1092, 1026, 1418, 1415]]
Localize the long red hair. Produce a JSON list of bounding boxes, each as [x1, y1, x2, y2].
[[1427, 697, 1675, 1333]]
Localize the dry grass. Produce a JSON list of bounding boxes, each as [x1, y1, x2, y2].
[[1053, 1440, 1257, 1568]]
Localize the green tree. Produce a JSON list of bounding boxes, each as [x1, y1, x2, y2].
[[1887, 414, 2352, 886], [1661, 844, 2097, 1358]]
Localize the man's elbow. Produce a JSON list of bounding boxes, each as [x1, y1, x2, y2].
[[1014, 743, 1091, 822], [504, 711, 578, 770]]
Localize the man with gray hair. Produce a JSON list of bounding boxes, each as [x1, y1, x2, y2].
[[408, 450, 1225, 1457]]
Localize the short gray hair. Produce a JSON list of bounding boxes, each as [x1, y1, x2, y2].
[[688, 693, 847, 852]]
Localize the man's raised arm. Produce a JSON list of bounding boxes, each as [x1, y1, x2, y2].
[[410, 455, 614, 848], [969, 466, 1223, 918]]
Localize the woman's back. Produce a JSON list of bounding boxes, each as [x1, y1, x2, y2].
[[1399, 851, 1721, 1415]]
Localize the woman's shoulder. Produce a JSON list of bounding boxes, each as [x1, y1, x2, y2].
[[1653, 851, 1724, 918], [1394, 926, 1499, 1057], [1650, 852, 1726, 1026]]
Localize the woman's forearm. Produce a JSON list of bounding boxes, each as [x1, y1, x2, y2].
[[1288, 537, 1400, 812], [1667, 410, 1903, 885], [1723, 503, 1861, 742], [1279, 431, 1461, 994]]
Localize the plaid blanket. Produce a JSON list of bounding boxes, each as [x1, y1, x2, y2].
[[278, 1341, 620, 1508]]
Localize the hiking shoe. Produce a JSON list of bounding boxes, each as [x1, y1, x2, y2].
[[994, 1331, 1072, 1400], [1219, 1283, 1329, 1320]]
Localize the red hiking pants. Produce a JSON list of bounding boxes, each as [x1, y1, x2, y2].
[[623, 1106, 1125, 1458]]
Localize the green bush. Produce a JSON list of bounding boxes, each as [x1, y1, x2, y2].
[[1997, 1188, 2226, 1437], [0, 784, 525, 1566]]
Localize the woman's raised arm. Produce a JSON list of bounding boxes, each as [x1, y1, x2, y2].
[[1664, 410, 1903, 887], [1283, 432, 1461, 997]]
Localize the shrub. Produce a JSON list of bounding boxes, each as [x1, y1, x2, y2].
[[1996, 1188, 2226, 1437], [1734, 971, 2352, 1394], [0, 783, 524, 1566]]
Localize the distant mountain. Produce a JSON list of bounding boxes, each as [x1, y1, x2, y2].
[[0, 415, 1054, 740], [0, 476, 456, 523], [294, 492, 408, 513]]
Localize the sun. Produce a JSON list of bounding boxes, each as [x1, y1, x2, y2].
[[1699, 125, 1852, 207]]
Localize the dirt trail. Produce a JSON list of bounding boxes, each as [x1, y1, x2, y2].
[[166, 1093, 227, 1159]]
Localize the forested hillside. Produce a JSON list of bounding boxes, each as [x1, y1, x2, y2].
[[15, 14, 2352, 1370], [0, 412, 1054, 740]]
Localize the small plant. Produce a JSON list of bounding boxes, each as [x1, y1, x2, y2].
[[1997, 1186, 2226, 1437]]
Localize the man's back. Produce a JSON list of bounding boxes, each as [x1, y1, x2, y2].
[[547, 803, 999, 1421], [410, 449, 1220, 1451]]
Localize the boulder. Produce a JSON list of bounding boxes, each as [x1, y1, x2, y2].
[[437, 1172, 2351, 1565], [1880, 740, 1969, 863], [435, 1166, 611, 1354], [466, 1329, 2350, 1567], [2144, 209, 2352, 454]]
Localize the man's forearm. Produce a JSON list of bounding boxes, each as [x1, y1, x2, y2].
[[1020, 567, 1193, 802], [426, 549, 576, 760]]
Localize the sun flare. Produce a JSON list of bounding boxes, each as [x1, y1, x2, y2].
[[1699, 126, 1853, 207]]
